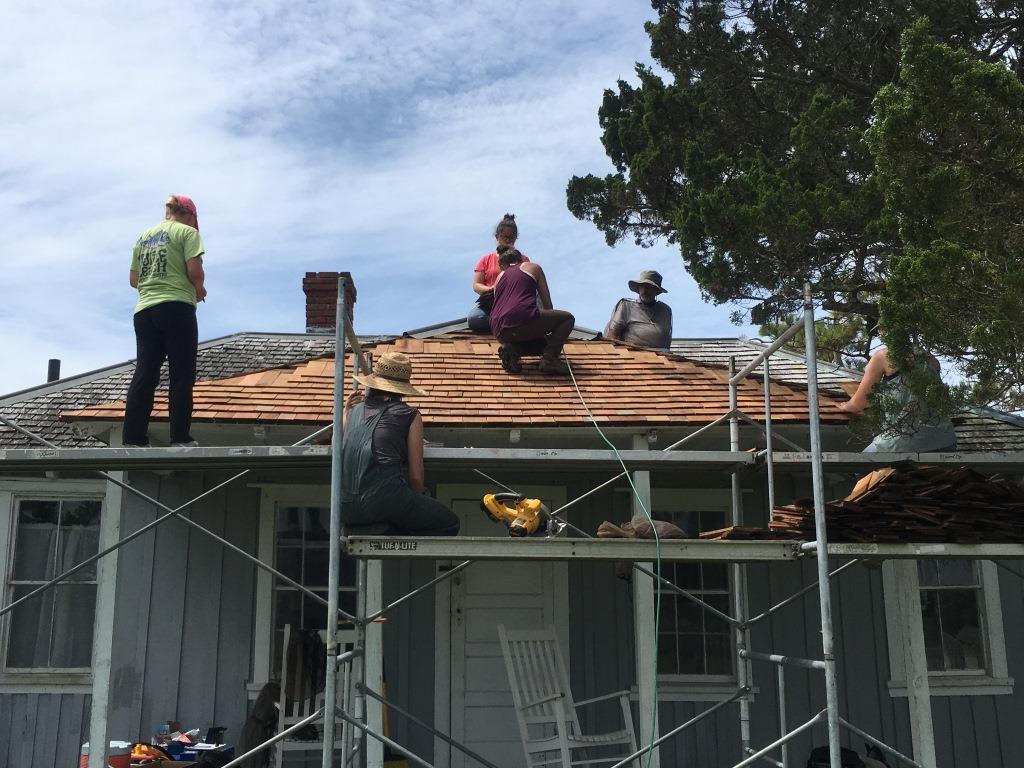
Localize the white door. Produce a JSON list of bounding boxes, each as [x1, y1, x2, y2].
[[434, 484, 569, 768]]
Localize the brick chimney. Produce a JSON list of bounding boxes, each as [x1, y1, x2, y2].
[[303, 272, 356, 333]]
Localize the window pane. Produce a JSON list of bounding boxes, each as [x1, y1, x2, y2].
[[917, 561, 940, 587], [657, 633, 678, 672], [57, 501, 101, 581], [655, 508, 734, 678], [705, 635, 733, 675], [938, 561, 977, 587], [14, 499, 101, 581], [676, 600, 703, 633], [303, 546, 329, 586], [671, 563, 701, 590], [13, 518, 56, 581], [937, 591, 986, 671], [702, 565, 728, 591], [676, 635, 705, 675], [277, 507, 306, 538], [920, 587, 985, 672], [6, 585, 50, 667], [303, 593, 329, 631], [5, 585, 95, 668], [48, 585, 96, 667], [18, 499, 59, 525], [276, 546, 302, 582], [275, 590, 301, 632], [919, 560, 977, 587]]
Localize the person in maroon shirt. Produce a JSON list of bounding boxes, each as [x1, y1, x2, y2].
[[489, 246, 574, 375]]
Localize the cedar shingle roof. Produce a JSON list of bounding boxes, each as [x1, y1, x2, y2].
[[5, 326, 1023, 450], [65, 335, 849, 428]]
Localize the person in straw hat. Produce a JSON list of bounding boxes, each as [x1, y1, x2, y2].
[[603, 269, 673, 349], [340, 351, 460, 536]]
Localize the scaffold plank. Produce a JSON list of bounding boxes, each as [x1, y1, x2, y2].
[[824, 542, 1024, 559], [0, 445, 334, 472], [343, 537, 1024, 562], [343, 536, 800, 562], [771, 451, 1024, 473], [4, 446, 1024, 473], [0, 446, 755, 472], [424, 447, 755, 471]]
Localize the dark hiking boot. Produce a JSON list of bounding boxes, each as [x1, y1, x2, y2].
[[498, 344, 522, 373], [538, 355, 570, 376]]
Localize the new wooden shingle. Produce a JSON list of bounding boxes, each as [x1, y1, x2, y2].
[[65, 335, 848, 428]]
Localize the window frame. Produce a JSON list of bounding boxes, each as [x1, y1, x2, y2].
[[882, 559, 1013, 697], [252, 484, 336, 693], [637, 488, 740, 701], [0, 480, 106, 691]]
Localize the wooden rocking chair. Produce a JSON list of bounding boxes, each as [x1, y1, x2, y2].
[[498, 625, 639, 768], [274, 624, 355, 768]]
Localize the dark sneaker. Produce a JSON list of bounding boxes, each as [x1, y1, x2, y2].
[[538, 356, 570, 376], [498, 344, 522, 374]]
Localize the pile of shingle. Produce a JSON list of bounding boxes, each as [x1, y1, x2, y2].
[[768, 463, 1024, 543]]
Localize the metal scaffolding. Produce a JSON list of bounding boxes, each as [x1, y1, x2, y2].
[[0, 277, 1022, 768]]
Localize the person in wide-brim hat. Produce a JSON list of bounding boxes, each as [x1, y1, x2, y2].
[[340, 351, 460, 537], [627, 269, 668, 295], [353, 351, 426, 397], [604, 269, 673, 350]]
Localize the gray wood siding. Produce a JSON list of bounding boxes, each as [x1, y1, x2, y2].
[[6, 466, 1024, 767], [0, 693, 89, 768], [105, 470, 259, 754], [557, 472, 1024, 768]]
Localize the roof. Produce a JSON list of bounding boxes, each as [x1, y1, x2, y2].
[[953, 408, 1024, 453], [670, 338, 860, 394], [65, 334, 849, 429], [5, 323, 1023, 450], [0, 333, 370, 448], [669, 338, 1024, 452]]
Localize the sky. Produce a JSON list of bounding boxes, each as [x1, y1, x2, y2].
[[0, 0, 761, 396]]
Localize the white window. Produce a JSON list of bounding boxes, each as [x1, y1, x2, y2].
[[252, 486, 359, 689], [655, 508, 733, 678], [883, 560, 1012, 696], [642, 489, 737, 700], [271, 504, 357, 677], [1, 491, 103, 679]]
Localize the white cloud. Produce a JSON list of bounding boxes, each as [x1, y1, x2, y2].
[[0, 0, 760, 395]]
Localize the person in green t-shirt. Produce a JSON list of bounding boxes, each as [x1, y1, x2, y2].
[[122, 195, 207, 447]]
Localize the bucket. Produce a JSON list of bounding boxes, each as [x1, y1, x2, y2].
[[78, 740, 132, 768]]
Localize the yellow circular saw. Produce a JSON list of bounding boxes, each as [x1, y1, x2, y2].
[[480, 492, 556, 537]]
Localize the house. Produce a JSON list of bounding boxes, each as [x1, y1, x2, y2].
[[1, 272, 1023, 768]]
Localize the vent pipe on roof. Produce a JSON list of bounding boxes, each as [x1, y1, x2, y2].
[[47, 359, 61, 383]]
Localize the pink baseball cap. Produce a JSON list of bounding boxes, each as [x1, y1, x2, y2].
[[171, 194, 199, 230]]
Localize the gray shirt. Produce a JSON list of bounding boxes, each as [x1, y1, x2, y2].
[[604, 298, 673, 349]]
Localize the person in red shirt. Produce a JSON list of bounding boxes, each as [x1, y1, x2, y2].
[[467, 213, 530, 332]]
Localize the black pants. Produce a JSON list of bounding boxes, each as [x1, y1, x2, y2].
[[343, 466, 460, 537], [123, 302, 198, 445]]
